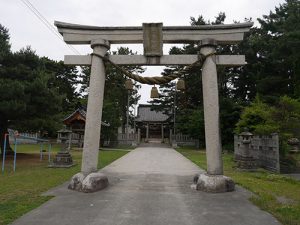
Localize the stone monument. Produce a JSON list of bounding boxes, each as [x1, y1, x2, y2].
[[288, 138, 300, 154], [50, 126, 74, 168], [236, 129, 257, 171]]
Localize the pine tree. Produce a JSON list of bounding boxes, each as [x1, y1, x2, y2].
[[0, 25, 68, 154]]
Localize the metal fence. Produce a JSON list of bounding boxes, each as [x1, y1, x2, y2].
[[8, 129, 38, 144]]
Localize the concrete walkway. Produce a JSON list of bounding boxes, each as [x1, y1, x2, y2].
[[12, 145, 280, 225]]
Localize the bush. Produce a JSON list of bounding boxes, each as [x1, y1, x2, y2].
[[236, 95, 300, 156]]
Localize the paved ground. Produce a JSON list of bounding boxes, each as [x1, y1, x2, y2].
[[12, 145, 280, 225]]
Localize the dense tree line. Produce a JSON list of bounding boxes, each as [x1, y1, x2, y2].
[[150, 0, 300, 151], [0, 0, 298, 155], [0, 24, 82, 153], [0, 24, 140, 153]]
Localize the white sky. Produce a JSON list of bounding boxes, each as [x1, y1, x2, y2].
[[1, 0, 285, 105]]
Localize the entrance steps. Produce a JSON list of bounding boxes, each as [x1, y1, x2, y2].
[[147, 138, 162, 143]]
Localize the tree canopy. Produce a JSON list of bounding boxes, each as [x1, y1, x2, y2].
[[150, 0, 300, 149], [0, 25, 80, 153], [0, 0, 299, 153]]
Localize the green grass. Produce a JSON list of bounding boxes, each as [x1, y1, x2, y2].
[[0, 144, 128, 225], [177, 147, 300, 225]]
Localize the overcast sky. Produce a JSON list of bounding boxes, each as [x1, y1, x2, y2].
[[1, 0, 284, 106]]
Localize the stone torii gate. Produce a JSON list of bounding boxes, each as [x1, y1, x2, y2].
[[55, 21, 253, 193]]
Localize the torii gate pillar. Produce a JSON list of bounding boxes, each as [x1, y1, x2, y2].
[[200, 39, 223, 175], [81, 39, 109, 174], [194, 39, 234, 192], [68, 39, 110, 192]]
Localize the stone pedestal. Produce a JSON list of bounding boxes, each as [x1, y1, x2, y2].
[[237, 156, 257, 171], [68, 172, 108, 193], [50, 152, 74, 168], [193, 173, 235, 193], [288, 138, 300, 154]]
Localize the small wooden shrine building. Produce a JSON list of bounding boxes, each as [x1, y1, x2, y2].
[[63, 108, 110, 147], [135, 104, 171, 142]]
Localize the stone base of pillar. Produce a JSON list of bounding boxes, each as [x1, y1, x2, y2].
[[237, 156, 257, 171], [49, 152, 75, 168], [68, 172, 108, 193], [192, 173, 235, 193]]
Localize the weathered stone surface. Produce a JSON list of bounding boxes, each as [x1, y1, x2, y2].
[[237, 156, 257, 171], [195, 173, 235, 193], [51, 152, 74, 168], [81, 173, 108, 193], [81, 41, 109, 174], [193, 174, 200, 184], [143, 23, 163, 56], [200, 42, 223, 175], [55, 21, 253, 44], [68, 172, 85, 191], [64, 54, 247, 66], [234, 134, 280, 173]]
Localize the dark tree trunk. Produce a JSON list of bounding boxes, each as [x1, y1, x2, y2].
[[0, 119, 13, 155]]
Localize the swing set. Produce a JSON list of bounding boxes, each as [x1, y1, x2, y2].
[[1, 131, 52, 173]]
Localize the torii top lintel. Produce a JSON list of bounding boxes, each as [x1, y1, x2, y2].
[[54, 21, 253, 45]]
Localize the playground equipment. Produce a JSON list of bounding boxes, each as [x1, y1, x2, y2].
[[1, 130, 52, 173]]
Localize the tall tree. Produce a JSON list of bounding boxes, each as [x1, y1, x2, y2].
[[43, 58, 81, 113], [0, 24, 17, 153], [233, 0, 300, 103], [0, 25, 68, 153]]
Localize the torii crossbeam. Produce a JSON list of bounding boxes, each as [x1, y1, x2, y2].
[[55, 21, 253, 193]]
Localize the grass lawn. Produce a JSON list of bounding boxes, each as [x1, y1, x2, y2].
[[177, 147, 300, 225], [0, 144, 128, 225]]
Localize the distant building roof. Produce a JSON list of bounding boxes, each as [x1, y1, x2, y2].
[[63, 108, 110, 127], [135, 104, 169, 122]]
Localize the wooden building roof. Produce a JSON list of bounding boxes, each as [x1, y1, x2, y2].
[[135, 104, 169, 122], [63, 108, 110, 126]]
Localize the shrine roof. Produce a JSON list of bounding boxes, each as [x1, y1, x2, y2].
[[135, 104, 169, 122], [63, 108, 110, 126]]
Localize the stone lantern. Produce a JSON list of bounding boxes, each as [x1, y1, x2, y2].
[[287, 138, 300, 154], [237, 129, 257, 171], [51, 126, 74, 167], [240, 129, 253, 145]]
